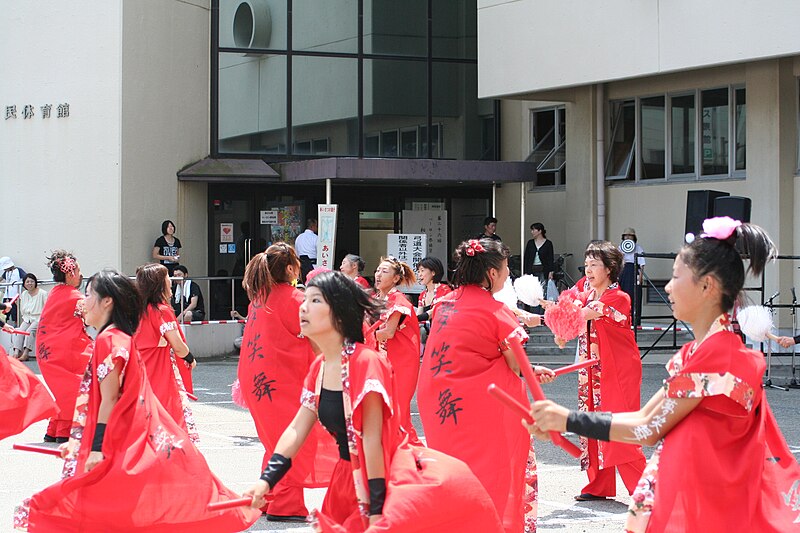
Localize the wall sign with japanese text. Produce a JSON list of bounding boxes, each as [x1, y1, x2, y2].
[[5, 103, 70, 120], [317, 204, 338, 269]]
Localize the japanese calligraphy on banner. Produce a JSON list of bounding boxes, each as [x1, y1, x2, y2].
[[402, 210, 448, 280], [387, 233, 427, 293], [316, 204, 338, 269]]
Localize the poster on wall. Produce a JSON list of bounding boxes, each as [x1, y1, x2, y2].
[[317, 204, 338, 269], [264, 203, 304, 244], [387, 233, 427, 293], [220, 223, 234, 243], [401, 210, 448, 279]]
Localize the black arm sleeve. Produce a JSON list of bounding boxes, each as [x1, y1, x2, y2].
[[565, 411, 612, 441], [259, 453, 292, 488], [368, 478, 387, 516]]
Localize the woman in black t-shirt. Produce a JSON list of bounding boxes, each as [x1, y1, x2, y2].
[[152, 219, 182, 275]]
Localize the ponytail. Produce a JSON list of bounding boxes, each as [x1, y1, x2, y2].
[[379, 257, 417, 287]]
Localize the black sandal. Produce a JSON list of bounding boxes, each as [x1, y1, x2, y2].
[[574, 493, 608, 501]]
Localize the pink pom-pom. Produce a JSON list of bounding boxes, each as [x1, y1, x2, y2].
[[231, 379, 248, 408], [544, 289, 585, 345]]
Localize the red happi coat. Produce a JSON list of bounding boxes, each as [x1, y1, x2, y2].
[[364, 288, 421, 445], [626, 323, 800, 533], [575, 282, 645, 470], [354, 276, 370, 289], [17, 327, 260, 533], [417, 286, 536, 533], [134, 303, 197, 442], [0, 345, 57, 441], [237, 284, 336, 490], [36, 284, 92, 420], [175, 324, 193, 394], [303, 342, 503, 533]]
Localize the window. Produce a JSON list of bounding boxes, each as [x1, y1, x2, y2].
[[528, 106, 566, 188], [607, 86, 745, 183]]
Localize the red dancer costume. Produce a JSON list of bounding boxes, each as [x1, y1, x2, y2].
[[0, 345, 56, 440], [36, 284, 92, 440], [353, 276, 370, 289], [574, 279, 645, 498], [15, 327, 259, 533], [364, 288, 421, 445], [304, 342, 503, 532], [418, 286, 537, 533], [175, 324, 193, 394], [134, 303, 198, 442], [238, 283, 336, 518], [626, 317, 800, 532]]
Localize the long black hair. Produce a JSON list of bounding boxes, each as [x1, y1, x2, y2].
[[306, 271, 383, 343], [680, 222, 777, 312], [451, 238, 509, 291], [87, 269, 142, 336]]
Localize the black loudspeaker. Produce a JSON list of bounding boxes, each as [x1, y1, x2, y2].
[[685, 190, 729, 237], [714, 196, 751, 223]]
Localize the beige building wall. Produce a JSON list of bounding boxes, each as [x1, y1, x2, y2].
[[0, 2, 123, 276], [495, 58, 800, 323], [120, 0, 210, 276]]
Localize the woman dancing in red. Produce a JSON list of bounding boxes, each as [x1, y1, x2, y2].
[[36, 250, 92, 443], [15, 270, 259, 532], [365, 257, 421, 444], [245, 271, 503, 532], [529, 217, 800, 532], [134, 263, 197, 441], [237, 245, 336, 521], [0, 344, 56, 441]]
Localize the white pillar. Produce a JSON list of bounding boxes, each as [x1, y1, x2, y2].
[[520, 181, 526, 275], [596, 84, 606, 240], [325, 178, 332, 204], [492, 183, 496, 216]]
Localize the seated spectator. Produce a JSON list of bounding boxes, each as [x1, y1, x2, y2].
[[0, 256, 26, 324], [11, 274, 48, 361], [171, 265, 205, 323]]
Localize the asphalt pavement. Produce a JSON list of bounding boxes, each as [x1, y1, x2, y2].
[[2, 356, 799, 532]]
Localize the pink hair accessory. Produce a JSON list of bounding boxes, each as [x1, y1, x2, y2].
[[701, 216, 741, 241], [59, 256, 77, 275], [465, 239, 486, 257]]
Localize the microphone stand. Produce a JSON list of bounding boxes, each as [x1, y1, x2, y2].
[[765, 293, 788, 391], [789, 288, 800, 388]]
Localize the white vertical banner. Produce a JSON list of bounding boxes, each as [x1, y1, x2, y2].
[[316, 204, 338, 269]]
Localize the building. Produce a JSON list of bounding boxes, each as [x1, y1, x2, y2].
[[1, 1, 532, 317], [480, 0, 800, 321]]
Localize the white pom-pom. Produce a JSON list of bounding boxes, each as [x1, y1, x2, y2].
[[684, 233, 695, 244], [737, 305, 774, 342], [493, 277, 519, 310], [514, 275, 544, 307]]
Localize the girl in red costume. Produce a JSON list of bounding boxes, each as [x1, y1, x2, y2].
[[529, 217, 800, 532], [134, 263, 197, 442], [0, 344, 56, 441], [417, 238, 554, 533], [559, 241, 646, 501], [36, 250, 92, 443], [15, 270, 259, 532], [237, 245, 336, 521], [245, 271, 503, 532], [340, 254, 370, 289], [365, 257, 421, 445]]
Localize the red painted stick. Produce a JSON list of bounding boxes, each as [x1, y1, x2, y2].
[[488, 384, 533, 424], [186, 392, 198, 401], [13, 443, 62, 457], [552, 358, 599, 377], [508, 342, 582, 458], [207, 497, 253, 511], [11, 329, 31, 336]]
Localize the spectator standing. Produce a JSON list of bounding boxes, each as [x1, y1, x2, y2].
[[171, 265, 205, 322], [523, 222, 555, 281], [476, 216, 502, 242], [618, 227, 646, 326], [152, 220, 181, 275], [1, 256, 26, 323], [11, 273, 48, 361], [294, 218, 318, 283]]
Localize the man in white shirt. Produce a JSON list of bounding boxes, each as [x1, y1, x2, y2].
[[294, 218, 318, 282]]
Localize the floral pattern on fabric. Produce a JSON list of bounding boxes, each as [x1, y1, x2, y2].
[[300, 387, 317, 413], [625, 441, 662, 533], [13, 498, 31, 531], [158, 320, 178, 335], [523, 438, 538, 533], [169, 348, 198, 443], [149, 425, 185, 459], [355, 379, 393, 418]]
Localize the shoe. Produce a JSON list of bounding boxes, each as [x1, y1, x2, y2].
[[55, 437, 69, 444], [43, 434, 57, 443], [574, 493, 608, 501], [17, 352, 29, 362], [265, 514, 308, 523]]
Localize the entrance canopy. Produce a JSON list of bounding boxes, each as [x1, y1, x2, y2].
[[178, 157, 535, 186]]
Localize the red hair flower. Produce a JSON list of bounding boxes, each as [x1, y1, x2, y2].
[[59, 257, 77, 275], [465, 239, 486, 257]]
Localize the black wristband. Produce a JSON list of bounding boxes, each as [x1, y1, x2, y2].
[[91, 423, 107, 452], [416, 311, 430, 322], [184, 352, 195, 364], [368, 478, 386, 516], [566, 411, 613, 441], [259, 453, 292, 488]]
